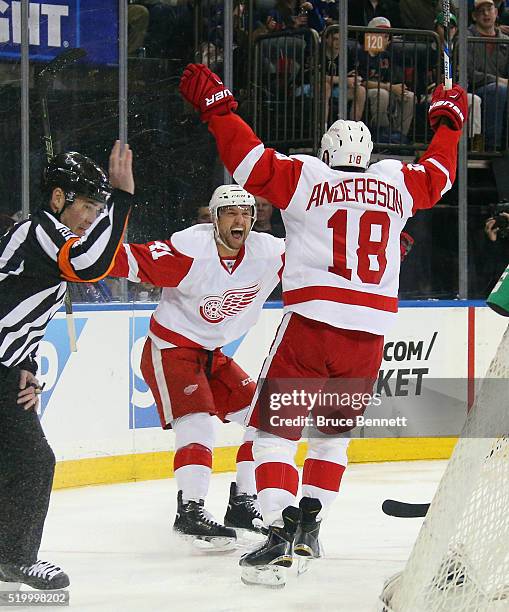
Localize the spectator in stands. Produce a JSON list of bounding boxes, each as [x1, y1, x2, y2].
[[485, 210, 509, 241], [0, 213, 14, 236], [358, 17, 416, 142], [481, 209, 509, 294], [253, 2, 308, 86], [474, 0, 509, 35], [323, 29, 367, 123], [253, 197, 285, 238], [261, 0, 314, 30], [253, 197, 284, 300], [137, 0, 193, 61], [195, 205, 212, 224], [318, 0, 339, 25], [492, 1, 509, 32], [128, 4, 150, 56], [468, 0, 509, 149], [202, 0, 249, 88], [400, 0, 457, 32], [348, 0, 401, 29]]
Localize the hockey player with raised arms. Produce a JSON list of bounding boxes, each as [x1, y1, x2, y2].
[[110, 184, 285, 550], [179, 63, 468, 585]]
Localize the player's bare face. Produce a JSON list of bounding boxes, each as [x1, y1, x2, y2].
[[61, 197, 106, 237], [216, 205, 253, 252]]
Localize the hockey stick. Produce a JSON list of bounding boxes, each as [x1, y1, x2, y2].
[[36, 48, 87, 353], [382, 499, 430, 518], [442, 0, 453, 90]]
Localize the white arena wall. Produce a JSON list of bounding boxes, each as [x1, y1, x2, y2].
[[37, 302, 506, 489]]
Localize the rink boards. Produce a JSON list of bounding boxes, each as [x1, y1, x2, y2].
[[34, 302, 507, 489]]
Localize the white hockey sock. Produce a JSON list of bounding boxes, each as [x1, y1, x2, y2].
[[253, 431, 299, 526], [235, 426, 256, 495]]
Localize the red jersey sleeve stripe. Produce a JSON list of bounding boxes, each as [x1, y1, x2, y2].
[[208, 113, 303, 210], [426, 157, 452, 195], [208, 114, 263, 176], [233, 143, 265, 186], [124, 243, 140, 281]]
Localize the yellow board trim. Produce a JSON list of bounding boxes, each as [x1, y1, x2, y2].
[[53, 438, 457, 490]]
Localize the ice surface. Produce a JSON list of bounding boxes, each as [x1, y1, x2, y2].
[[39, 461, 446, 612]]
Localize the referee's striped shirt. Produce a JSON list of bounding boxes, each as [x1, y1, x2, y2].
[[0, 189, 132, 372]]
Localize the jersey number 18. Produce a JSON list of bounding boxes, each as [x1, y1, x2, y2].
[[328, 209, 390, 285]]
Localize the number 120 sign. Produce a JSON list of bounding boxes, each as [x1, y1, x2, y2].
[[365, 33, 388, 54]]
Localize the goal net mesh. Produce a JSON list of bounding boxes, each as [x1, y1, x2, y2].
[[380, 326, 509, 612]]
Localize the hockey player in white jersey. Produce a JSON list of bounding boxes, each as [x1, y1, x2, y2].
[[179, 63, 468, 584], [110, 184, 284, 550]]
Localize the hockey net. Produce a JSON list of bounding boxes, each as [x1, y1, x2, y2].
[[379, 326, 509, 612]]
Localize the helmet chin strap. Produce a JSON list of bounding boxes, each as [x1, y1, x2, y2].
[[213, 211, 256, 253], [48, 190, 76, 221], [214, 226, 251, 253]]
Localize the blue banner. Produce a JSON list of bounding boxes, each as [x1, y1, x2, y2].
[[0, 0, 118, 64], [37, 317, 87, 418]]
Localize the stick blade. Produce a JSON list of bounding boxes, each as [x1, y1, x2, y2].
[[382, 499, 430, 518], [36, 48, 87, 86]]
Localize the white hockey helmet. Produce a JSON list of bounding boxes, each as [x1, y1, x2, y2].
[[209, 184, 257, 249], [209, 184, 257, 226], [318, 120, 373, 170]]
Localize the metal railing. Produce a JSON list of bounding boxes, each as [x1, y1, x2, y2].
[[251, 28, 321, 150], [329, 26, 441, 152], [466, 36, 509, 154]]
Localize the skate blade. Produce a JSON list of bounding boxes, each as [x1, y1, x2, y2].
[[297, 557, 313, 576], [240, 565, 287, 589], [0, 582, 21, 592], [233, 528, 266, 549], [294, 541, 324, 576], [190, 535, 237, 553]]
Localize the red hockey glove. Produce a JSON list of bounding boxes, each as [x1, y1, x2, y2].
[[400, 231, 414, 262], [428, 84, 468, 132], [179, 63, 238, 122]]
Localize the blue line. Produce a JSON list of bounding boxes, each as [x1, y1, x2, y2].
[[399, 300, 486, 308], [57, 299, 488, 313], [264, 301, 284, 308]]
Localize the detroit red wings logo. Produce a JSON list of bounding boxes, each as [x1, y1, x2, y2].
[[199, 285, 261, 323]]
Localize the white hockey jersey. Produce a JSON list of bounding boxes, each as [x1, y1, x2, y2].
[[208, 114, 461, 335], [110, 224, 285, 350]]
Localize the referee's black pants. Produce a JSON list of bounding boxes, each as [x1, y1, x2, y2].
[[0, 365, 55, 566]]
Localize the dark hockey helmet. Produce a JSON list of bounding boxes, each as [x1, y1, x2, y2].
[[42, 151, 112, 207]]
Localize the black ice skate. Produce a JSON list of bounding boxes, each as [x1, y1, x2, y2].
[[293, 497, 323, 575], [0, 560, 70, 590], [224, 482, 267, 536], [173, 490, 237, 552], [239, 505, 300, 588]]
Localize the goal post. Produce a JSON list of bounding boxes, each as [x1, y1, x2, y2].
[[379, 326, 509, 612]]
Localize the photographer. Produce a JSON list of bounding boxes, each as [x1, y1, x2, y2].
[[481, 205, 509, 298], [485, 210, 509, 241]]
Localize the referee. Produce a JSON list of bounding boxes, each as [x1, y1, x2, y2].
[[0, 141, 134, 590]]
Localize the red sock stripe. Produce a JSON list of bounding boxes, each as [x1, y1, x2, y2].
[[302, 459, 345, 492], [236, 441, 253, 463], [255, 462, 299, 495], [174, 443, 212, 471]]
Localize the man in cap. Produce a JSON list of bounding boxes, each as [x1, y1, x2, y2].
[[358, 16, 416, 141], [468, 0, 509, 149]]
